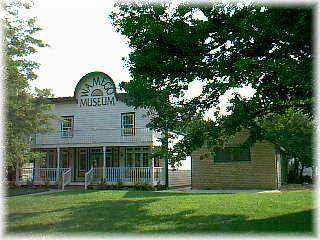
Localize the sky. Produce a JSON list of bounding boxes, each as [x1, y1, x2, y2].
[[30, 0, 131, 97]]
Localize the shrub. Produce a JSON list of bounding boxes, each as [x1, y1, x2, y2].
[[133, 182, 154, 191], [26, 179, 34, 187], [287, 171, 302, 184], [44, 178, 50, 188], [155, 182, 166, 191], [117, 181, 123, 189], [302, 175, 313, 184]]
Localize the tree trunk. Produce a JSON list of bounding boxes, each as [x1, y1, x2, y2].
[[293, 160, 300, 183], [164, 122, 169, 189], [299, 163, 305, 183]]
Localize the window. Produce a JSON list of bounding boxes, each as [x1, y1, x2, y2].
[[127, 152, 134, 167], [135, 152, 141, 167], [126, 148, 149, 167], [105, 149, 113, 167], [121, 113, 135, 136], [61, 150, 69, 168], [154, 156, 160, 167], [143, 153, 148, 167], [40, 150, 56, 168], [61, 116, 74, 138], [215, 146, 251, 162], [79, 149, 87, 172], [90, 148, 103, 168]]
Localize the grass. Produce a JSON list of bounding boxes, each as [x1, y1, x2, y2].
[[6, 189, 314, 235], [6, 187, 50, 197]]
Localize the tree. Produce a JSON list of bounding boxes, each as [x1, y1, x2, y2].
[[111, 2, 216, 170], [110, 2, 313, 167], [4, 1, 54, 170], [256, 109, 314, 181]]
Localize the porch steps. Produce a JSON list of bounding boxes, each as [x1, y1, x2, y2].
[[64, 183, 85, 190]]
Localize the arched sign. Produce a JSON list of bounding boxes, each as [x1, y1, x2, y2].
[[74, 72, 117, 108]]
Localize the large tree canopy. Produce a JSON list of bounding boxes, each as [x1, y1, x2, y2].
[[110, 2, 314, 167], [4, 1, 54, 169], [257, 108, 313, 164]]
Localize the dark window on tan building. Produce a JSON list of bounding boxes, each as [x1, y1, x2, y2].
[[215, 146, 251, 162]]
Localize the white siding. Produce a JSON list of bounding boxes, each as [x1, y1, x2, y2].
[[32, 100, 153, 148]]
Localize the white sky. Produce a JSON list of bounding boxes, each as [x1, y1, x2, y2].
[[30, 0, 131, 97]]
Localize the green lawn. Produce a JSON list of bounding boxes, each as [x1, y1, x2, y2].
[[6, 189, 314, 234], [6, 187, 49, 197]]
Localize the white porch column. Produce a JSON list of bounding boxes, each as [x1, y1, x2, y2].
[[150, 157, 154, 185], [103, 146, 106, 180], [57, 147, 60, 180]]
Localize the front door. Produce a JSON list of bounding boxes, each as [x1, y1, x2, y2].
[[77, 148, 88, 180], [89, 148, 103, 179]]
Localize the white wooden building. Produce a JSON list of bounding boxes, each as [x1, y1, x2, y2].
[[16, 71, 165, 188]]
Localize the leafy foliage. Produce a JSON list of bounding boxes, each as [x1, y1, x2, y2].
[[256, 109, 314, 180], [110, 2, 314, 167], [4, 1, 55, 168], [258, 109, 313, 166]]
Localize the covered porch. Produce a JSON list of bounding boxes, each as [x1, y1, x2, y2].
[[16, 146, 165, 188], [16, 166, 165, 188]]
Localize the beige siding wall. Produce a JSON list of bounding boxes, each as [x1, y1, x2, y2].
[[191, 130, 278, 190], [168, 170, 191, 188]]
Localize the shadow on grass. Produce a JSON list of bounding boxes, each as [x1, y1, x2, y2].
[[50, 189, 234, 199], [6, 194, 314, 234], [5, 187, 50, 197], [123, 191, 234, 198]]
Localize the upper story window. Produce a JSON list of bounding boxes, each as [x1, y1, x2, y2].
[[214, 146, 251, 163], [60, 116, 74, 138], [121, 113, 135, 136]]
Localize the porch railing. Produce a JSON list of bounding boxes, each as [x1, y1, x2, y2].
[[85, 167, 94, 190], [153, 167, 164, 185], [106, 167, 151, 183], [18, 167, 71, 183], [62, 169, 71, 190], [32, 127, 153, 145], [89, 167, 165, 186], [18, 166, 166, 187]]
